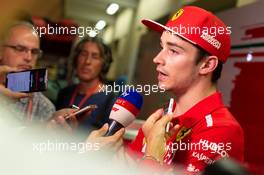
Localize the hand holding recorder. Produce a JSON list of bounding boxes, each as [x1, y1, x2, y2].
[[47, 105, 97, 132]]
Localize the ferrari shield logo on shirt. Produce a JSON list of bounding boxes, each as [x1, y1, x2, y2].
[[176, 126, 192, 142]]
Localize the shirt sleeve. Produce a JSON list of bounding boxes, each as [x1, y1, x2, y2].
[[35, 93, 56, 122], [126, 128, 145, 159]]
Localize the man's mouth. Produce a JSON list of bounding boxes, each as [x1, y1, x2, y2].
[[80, 67, 91, 73], [157, 69, 168, 81], [17, 65, 32, 70]]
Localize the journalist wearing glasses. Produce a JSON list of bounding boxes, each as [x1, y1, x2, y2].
[[0, 21, 55, 123]]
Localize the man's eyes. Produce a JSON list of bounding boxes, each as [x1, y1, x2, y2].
[[169, 49, 179, 54], [91, 54, 100, 59], [15, 46, 27, 51], [80, 51, 88, 56], [80, 51, 100, 59]]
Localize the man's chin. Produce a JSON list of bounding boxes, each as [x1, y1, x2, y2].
[[17, 68, 27, 71], [158, 83, 168, 91], [78, 77, 94, 83]]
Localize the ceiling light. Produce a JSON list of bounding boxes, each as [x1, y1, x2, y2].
[[88, 30, 97, 37], [95, 20, 106, 30], [106, 3, 119, 15]]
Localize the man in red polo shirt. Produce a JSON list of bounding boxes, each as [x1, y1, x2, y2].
[[125, 6, 244, 173]]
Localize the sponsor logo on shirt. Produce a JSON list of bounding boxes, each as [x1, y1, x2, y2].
[[205, 114, 213, 127], [192, 151, 215, 165], [199, 139, 230, 158]]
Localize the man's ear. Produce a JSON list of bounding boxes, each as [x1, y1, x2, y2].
[[199, 56, 218, 75], [0, 50, 3, 63], [0, 48, 4, 64]]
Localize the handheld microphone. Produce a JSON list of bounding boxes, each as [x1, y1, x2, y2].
[[105, 89, 143, 136]]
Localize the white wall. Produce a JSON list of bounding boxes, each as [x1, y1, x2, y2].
[[103, 26, 114, 44], [114, 8, 134, 40], [237, 0, 258, 7]]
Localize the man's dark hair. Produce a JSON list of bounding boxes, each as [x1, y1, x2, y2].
[[195, 46, 223, 83]]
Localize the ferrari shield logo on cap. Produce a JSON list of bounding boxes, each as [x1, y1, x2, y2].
[[171, 9, 184, 21]]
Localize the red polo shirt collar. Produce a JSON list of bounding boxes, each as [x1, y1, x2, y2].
[[171, 92, 225, 128]]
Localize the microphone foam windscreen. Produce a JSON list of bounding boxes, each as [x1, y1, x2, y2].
[[109, 90, 143, 127]]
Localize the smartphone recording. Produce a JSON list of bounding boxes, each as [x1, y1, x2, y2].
[[5, 68, 48, 93], [65, 105, 97, 120]]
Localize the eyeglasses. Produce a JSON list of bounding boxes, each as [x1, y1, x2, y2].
[[3, 45, 43, 58]]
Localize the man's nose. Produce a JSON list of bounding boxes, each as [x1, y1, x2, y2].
[[153, 50, 165, 65], [23, 50, 34, 62], [84, 56, 92, 64]]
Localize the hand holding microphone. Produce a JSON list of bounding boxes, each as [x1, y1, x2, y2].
[[85, 89, 143, 152], [86, 123, 125, 152]]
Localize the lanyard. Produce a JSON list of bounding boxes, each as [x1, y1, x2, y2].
[[26, 97, 33, 122], [69, 83, 99, 108]]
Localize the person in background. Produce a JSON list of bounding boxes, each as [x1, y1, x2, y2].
[[0, 65, 77, 133], [0, 22, 55, 122], [56, 36, 116, 132]]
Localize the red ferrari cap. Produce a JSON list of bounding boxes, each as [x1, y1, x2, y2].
[[142, 6, 231, 63]]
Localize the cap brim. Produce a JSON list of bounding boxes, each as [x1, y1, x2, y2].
[[141, 19, 197, 45]]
